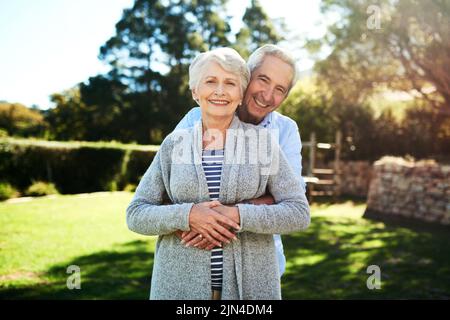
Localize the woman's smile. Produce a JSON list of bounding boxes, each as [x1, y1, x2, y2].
[[208, 98, 230, 106]]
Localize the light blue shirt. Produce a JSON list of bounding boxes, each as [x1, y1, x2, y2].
[[174, 107, 305, 277]]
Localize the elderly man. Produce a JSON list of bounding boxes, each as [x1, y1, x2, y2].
[[174, 44, 305, 278]]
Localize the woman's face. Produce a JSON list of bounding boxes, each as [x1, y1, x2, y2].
[[192, 61, 242, 120]]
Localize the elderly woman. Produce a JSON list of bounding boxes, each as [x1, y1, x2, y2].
[[126, 47, 310, 300]]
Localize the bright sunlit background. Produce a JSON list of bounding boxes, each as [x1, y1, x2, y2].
[[0, 0, 326, 109], [0, 0, 449, 300]]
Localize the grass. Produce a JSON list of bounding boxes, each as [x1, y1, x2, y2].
[[282, 199, 450, 299], [0, 193, 449, 299], [0, 192, 154, 299]]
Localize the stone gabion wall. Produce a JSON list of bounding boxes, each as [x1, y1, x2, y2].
[[366, 157, 450, 225], [338, 161, 373, 197]]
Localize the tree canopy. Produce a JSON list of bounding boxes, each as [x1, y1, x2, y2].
[[308, 0, 450, 113], [44, 0, 282, 144], [0, 102, 46, 137]]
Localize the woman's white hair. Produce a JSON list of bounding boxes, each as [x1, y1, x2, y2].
[[247, 44, 299, 92], [189, 47, 250, 96]]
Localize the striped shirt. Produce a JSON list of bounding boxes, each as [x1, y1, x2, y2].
[[202, 149, 224, 291]]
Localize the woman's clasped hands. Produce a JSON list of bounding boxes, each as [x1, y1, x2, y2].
[[178, 200, 241, 250]]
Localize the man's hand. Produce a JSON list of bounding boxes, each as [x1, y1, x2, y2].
[[174, 230, 184, 239], [241, 194, 275, 205]]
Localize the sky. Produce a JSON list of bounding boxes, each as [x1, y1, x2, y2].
[[0, 0, 326, 109]]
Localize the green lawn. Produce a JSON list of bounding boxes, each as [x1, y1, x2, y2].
[[0, 192, 449, 299]]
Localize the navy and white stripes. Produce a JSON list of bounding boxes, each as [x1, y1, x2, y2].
[[202, 149, 224, 291]]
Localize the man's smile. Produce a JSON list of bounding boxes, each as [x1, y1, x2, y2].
[[253, 96, 271, 109]]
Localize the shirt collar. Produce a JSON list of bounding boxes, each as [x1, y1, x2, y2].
[[233, 109, 273, 128], [259, 112, 273, 128]]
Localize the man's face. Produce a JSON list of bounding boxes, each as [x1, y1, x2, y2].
[[241, 55, 294, 124]]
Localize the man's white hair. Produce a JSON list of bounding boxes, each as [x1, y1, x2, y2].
[[247, 44, 299, 92]]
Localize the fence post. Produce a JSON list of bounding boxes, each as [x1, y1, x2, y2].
[[308, 132, 316, 203], [309, 132, 316, 176], [334, 130, 342, 199]]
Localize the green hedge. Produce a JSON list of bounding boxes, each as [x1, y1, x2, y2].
[[0, 138, 158, 194]]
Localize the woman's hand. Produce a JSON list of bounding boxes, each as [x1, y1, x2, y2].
[[211, 204, 240, 224], [183, 203, 240, 249], [188, 201, 240, 247], [180, 230, 217, 250]]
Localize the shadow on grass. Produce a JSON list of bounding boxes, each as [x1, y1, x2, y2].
[[0, 240, 154, 300], [364, 208, 450, 235], [2, 213, 449, 300], [281, 214, 450, 299]]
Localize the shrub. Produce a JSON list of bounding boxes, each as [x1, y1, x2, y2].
[[105, 181, 118, 192], [123, 184, 137, 192], [0, 182, 19, 201], [0, 102, 46, 137], [25, 181, 59, 197], [0, 140, 156, 194]]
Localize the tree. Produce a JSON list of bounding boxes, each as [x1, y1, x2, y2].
[[99, 0, 231, 89], [0, 102, 46, 137], [46, 88, 87, 141], [46, 0, 285, 143], [96, 0, 232, 142], [78, 75, 132, 141], [309, 0, 450, 113], [279, 78, 335, 145], [401, 103, 450, 158], [234, 0, 284, 58]]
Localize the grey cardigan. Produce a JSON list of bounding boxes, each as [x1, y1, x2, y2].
[[126, 115, 310, 300]]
